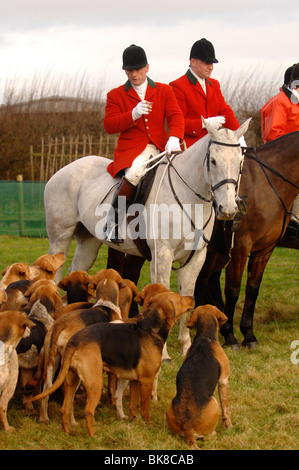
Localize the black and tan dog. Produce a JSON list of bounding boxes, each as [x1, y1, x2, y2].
[[58, 270, 92, 305], [30, 291, 195, 436], [166, 305, 232, 449], [34, 268, 137, 423]]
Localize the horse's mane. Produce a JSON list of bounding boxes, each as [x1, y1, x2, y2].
[[178, 134, 210, 160], [257, 131, 299, 153]]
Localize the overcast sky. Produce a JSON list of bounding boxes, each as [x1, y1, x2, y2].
[[0, 0, 298, 102]]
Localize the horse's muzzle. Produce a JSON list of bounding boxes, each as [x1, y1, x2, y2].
[[215, 203, 238, 221]]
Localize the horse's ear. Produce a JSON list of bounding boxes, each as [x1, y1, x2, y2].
[[235, 118, 252, 140], [201, 117, 219, 140]]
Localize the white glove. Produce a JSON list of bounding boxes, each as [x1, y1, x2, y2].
[[132, 101, 150, 121], [165, 136, 181, 155], [239, 135, 247, 147], [291, 87, 299, 102], [203, 115, 226, 130]]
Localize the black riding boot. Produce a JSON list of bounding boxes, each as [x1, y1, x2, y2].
[[105, 177, 136, 244]]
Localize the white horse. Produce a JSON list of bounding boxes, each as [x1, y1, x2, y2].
[[45, 119, 250, 355]]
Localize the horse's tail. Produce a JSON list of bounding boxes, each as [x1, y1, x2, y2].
[[30, 341, 76, 402]]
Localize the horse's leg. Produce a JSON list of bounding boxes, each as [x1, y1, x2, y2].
[[69, 224, 102, 273], [107, 248, 126, 276], [47, 226, 76, 283], [150, 245, 173, 360], [177, 249, 208, 356], [194, 250, 225, 309], [240, 252, 273, 348], [107, 249, 145, 316], [207, 270, 225, 311], [221, 246, 248, 349], [107, 249, 145, 285], [124, 255, 146, 284], [194, 219, 232, 307], [194, 250, 218, 306]]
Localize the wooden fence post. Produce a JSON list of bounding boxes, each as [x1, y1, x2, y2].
[[16, 174, 25, 236]]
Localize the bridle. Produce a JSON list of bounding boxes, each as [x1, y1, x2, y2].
[[166, 138, 244, 205], [165, 138, 245, 270], [205, 139, 244, 196]]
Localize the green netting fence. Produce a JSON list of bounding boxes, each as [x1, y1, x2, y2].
[[0, 181, 47, 237]]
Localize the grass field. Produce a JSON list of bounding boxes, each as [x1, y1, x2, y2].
[[0, 236, 298, 450]]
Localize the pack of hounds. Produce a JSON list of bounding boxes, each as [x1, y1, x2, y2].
[[0, 252, 232, 449]]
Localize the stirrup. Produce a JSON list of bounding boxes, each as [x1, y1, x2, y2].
[[105, 223, 124, 244]]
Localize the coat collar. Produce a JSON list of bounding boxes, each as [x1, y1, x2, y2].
[[125, 76, 156, 92], [185, 68, 212, 87]]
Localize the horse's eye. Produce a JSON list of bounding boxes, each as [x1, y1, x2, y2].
[[211, 158, 216, 166]]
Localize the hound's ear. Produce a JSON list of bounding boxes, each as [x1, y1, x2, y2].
[[215, 310, 228, 327], [58, 276, 68, 290], [134, 291, 145, 305], [119, 279, 128, 290], [186, 305, 207, 328], [37, 259, 55, 274], [123, 279, 139, 296], [186, 309, 200, 328], [1, 266, 10, 276]]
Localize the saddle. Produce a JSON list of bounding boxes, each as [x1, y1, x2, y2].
[[125, 164, 159, 260]]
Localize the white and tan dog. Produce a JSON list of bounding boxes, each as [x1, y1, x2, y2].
[[0, 310, 35, 431]]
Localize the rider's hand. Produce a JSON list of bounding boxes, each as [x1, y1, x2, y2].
[[204, 115, 226, 130], [165, 136, 181, 155], [132, 101, 152, 120]]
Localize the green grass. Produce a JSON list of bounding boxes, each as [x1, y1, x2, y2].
[[0, 236, 298, 450]]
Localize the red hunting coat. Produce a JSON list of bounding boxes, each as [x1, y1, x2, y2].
[[104, 77, 185, 177], [260, 89, 299, 143], [170, 69, 240, 148]]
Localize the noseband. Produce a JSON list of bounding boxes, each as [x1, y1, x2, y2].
[[206, 139, 244, 194]]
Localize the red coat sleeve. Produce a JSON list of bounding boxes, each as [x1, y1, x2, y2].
[[261, 93, 288, 142], [104, 89, 136, 134]]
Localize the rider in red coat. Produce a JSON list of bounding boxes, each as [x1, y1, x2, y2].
[[105, 76, 184, 178], [103, 45, 184, 243], [261, 63, 299, 236], [261, 63, 299, 143], [170, 39, 240, 148]]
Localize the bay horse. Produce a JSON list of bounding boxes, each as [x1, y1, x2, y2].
[[194, 131, 299, 349], [44, 119, 250, 355]]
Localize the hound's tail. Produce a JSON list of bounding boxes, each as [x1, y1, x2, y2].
[[47, 321, 66, 368], [30, 342, 76, 402]]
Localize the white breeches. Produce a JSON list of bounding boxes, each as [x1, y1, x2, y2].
[[125, 144, 160, 186]]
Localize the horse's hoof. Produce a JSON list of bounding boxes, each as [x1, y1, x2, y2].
[[242, 340, 259, 349], [223, 341, 241, 351]]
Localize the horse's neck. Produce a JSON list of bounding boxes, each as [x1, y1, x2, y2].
[[259, 134, 299, 184], [243, 136, 299, 207]]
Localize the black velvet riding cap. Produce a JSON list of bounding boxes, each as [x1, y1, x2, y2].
[[122, 44, 148, 70], [189, 38, 218, 64]]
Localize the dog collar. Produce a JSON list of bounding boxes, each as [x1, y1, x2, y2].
[[93, 299, 122, 319]]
